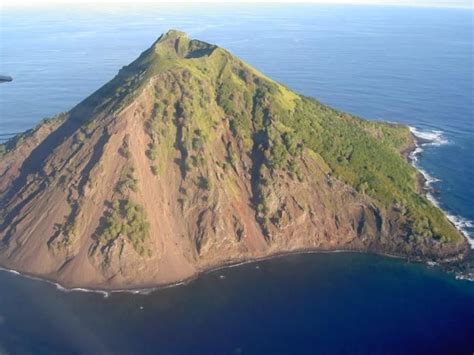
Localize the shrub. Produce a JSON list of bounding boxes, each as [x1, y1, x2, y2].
[[197, 176, 210, 190], [116, 166, 138, 194], [119, 135, 131, 158], [150, 165, 159, 176], [146, 145, 158, 161], [98, 199, 150, 255], [192, 137, 204, 151]]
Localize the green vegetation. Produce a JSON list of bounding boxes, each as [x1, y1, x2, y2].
[[48, 219, 77, 251], [0, 114, 66, 159], [119, 134, 131, 158], [280, 97, 458, 242], [197, 176, 210, 191], [192, 136, 204, 151], [150, 164, 159, 176], [75, 130, 86, 144], [62, 220, 77, 246], [150, 32, 457, 243], [146, 143, 158, 161], [99, 199, 151, 256], [116, 165, 138, 194]]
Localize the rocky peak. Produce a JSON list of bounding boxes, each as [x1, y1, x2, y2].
[[151, 29, 217, 59]]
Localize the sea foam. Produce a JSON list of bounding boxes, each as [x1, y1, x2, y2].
[[408, 127, 444, 197], [409, 126, 474, 248], [409, 126, 449, 146]]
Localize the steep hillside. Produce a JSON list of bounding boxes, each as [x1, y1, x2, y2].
[[0, 30, 469, 289]]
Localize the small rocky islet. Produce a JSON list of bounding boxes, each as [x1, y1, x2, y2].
[[0, 30, 469, 289]]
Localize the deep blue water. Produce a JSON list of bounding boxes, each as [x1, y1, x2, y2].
[[0, 253, 473, 355], [0, 4, 473, 354]]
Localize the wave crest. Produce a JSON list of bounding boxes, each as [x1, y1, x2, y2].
[[409, 126, 449, 146]]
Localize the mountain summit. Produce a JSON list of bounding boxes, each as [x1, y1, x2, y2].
[[0, 31, 469, 289]]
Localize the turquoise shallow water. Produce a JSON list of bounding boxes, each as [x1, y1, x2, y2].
[[0, 4, 473, 354]]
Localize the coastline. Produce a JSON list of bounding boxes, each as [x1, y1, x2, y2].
[[407, 126, 474, 248], [0, 248, 429, 297], [0, 124, 472, 294]]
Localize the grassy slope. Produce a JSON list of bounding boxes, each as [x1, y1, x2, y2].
[[183, 32, 460, 244], [290, 98, 459, 242]]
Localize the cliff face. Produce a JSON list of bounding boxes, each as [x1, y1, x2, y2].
[[0, 30, 469, 289]]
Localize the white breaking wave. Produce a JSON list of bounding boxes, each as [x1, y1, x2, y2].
[[446, 215, 474, 248], [409, 126, 449, 146], [408, 126, 474, 248], [456, 273, 474, 282], [419, 167, 441, 185], [408, 127, 443, 189]]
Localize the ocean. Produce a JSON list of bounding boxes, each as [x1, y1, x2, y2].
[[0, 4, 473, 354]]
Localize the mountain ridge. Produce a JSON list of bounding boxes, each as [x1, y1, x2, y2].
[[0, 30, 469, 289]]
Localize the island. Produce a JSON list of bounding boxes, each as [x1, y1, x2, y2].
[[0, 75, 13, 83], [0, 30, 469, 290]]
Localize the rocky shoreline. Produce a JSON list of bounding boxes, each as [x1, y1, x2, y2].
[[0, 247, 459, 295], [408, 130, 472, 245], [406, 130, 473, 280]]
